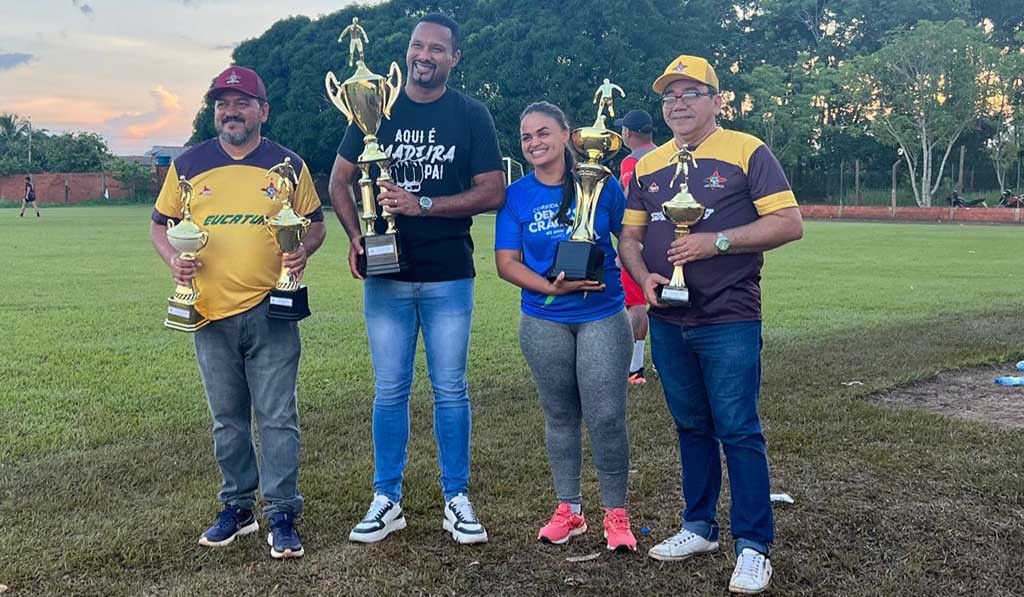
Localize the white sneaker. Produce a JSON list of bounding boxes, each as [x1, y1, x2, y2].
[[647, 528, 719, 561], [348, 493, 406, 543], [729, 548, 773, 594], [442, 494, 488, 544]]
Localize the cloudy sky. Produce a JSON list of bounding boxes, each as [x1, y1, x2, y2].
[[1, 0, 358, 154]]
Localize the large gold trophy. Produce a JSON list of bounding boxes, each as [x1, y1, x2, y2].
[[547, 80, 624, 281], [325, 24, 405, 277], [164, 177, 209, 332], [265, 157, 312, 320], [659, 148, 706, 307]]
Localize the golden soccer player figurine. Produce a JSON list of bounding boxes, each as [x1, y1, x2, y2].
[[338, 17, 369, 67], [593, 78, 625, 126]]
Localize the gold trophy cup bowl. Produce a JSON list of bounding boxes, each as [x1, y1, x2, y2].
[[164, 178, 210, 332], [265, 158, 312, 320], [659, 150, 706, 307], [326, 58, 406, 277], [546, 93, 623, 282]]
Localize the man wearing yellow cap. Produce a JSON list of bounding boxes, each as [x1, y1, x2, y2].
[[618, 55, 803, 594]]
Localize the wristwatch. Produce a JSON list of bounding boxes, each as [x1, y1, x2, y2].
[[715, 232, 731, 254], [418, 195, 433, 216]]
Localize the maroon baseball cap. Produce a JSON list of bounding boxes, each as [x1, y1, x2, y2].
[[206, 66, 267, 102]]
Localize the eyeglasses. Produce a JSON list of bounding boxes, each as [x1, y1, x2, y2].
[[661, 91, 716, 107]]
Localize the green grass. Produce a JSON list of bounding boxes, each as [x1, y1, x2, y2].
[[2, 207, 1023, 595]]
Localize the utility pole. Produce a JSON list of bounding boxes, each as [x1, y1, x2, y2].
[[27, 119, 32, 168]]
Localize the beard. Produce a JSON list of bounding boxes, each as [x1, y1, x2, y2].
[[409, 60, 445, 89], [216, 119, 258, 146]]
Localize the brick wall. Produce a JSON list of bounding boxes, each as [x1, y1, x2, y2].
[[799, 205, 1022, 225], [0, 173, 140, 205]]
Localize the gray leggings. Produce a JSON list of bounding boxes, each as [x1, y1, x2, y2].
[[519, 310, 633, 508]]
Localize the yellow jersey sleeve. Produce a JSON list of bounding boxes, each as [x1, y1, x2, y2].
[[293, 164, 321, 217], [154, 162, 184, 219]]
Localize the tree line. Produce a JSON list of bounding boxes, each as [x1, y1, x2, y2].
[[0, 114, 155, 200], [197, 1, 1024, 206]]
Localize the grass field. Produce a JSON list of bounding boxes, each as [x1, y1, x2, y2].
[[2, 207, 1023, 596]]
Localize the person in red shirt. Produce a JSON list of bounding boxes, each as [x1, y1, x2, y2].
[[614, 110, 656, 384]]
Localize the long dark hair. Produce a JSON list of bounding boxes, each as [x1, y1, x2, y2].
[[520, 101, 576, 227]]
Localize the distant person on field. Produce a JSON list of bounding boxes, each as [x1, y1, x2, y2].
[[149, 66, 326, 560], [21, 176, 40, 217], [614, 109, 657, 384], [495, 101, 637, 552], [618, 55, 803, 595]]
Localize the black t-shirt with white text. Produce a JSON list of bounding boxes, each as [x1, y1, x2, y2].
[[338, 87, 502, 282]]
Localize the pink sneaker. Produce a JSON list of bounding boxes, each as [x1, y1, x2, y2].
[[603, 508, 637, 551], [538, 503, 587, 545]]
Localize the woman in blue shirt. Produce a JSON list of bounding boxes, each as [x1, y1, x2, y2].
[[495, 102, 635, 551]]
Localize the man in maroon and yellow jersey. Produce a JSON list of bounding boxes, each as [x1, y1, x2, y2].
[[150, 66, 326, 560], [618, 55, 802, 594]]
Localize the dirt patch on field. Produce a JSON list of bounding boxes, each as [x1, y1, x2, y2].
[[875, 362, 1024, 428]]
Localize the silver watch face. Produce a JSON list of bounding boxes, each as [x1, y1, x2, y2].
[[419, 196, 432, 209], [716, 235, 730, 252]]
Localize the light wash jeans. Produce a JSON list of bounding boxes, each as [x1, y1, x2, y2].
[[364, 277, 474, 503], [194, 297, 303, 516], [649, 318, 772, 556]]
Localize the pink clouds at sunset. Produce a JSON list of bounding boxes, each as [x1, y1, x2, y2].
[[1, 0, 355, 154]]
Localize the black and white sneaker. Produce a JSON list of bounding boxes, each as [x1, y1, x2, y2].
[[443, 494, 488, 544], [349, 493, 406, 543]]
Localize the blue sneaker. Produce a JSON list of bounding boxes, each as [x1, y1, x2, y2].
[[267, 512, 304, 559], [198, 505, 259, 547]]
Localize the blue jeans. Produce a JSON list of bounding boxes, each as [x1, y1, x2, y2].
[[364, 277, 474, 503], [648, 318, 773, 556], [193, 297, 303, 517]]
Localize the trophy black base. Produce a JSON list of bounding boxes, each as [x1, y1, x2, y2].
[[546, 240, 605, 282], [268, 286, 311, 321], [659, 285, 691, 308], [359, 233, 405, 277], [165, 301, 209, 332]]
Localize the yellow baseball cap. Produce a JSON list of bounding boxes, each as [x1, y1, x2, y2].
[[652, 55, 720, 94]]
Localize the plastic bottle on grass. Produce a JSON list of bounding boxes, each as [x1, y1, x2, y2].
[[1016, 360, 1024, 372], [994, 376, 1024, 386]]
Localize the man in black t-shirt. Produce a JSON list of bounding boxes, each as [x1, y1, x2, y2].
[[328, 13, 505, 546], [21, 176, 40, 217]]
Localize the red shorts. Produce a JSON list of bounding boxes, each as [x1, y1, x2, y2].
[[621, 269, 645, 307]]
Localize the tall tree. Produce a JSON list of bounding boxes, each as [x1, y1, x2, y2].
[[842, 20, 998, 206]]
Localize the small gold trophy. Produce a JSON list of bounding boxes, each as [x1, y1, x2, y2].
[[547, 79, 624, 281], [325, 25, 405, 277], [659, 148, 706, 307], [265, 157, 311, 320], [164, 177, 209, 332]]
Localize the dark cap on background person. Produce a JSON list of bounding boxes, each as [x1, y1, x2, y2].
[[614, 109, 654, 134], [206, 66, 267, 102]]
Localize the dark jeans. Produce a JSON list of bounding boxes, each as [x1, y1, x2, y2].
[[649, 318, 773, 556], [193, 297, 303, 517]]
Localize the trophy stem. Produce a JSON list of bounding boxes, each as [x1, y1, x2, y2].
[[275, 268, 300, 292], [358, 165, 377, 236], [670, 225, 690, 287], [377, 166, 398, 234]]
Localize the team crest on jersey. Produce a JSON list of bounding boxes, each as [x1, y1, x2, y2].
[[704, 169, 727, 190], [262, 181, 278, 199], [200, 186, 213, 196], [648, 182, 660, 193]]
